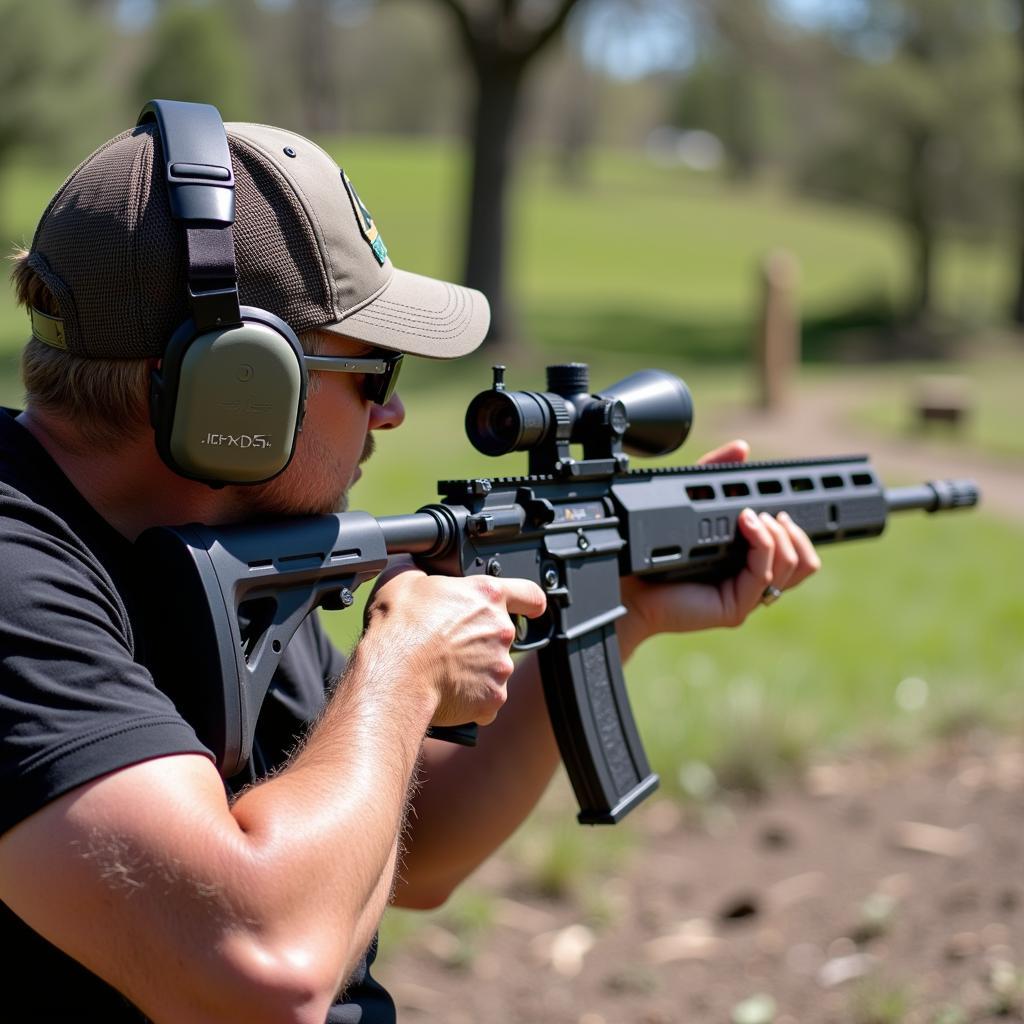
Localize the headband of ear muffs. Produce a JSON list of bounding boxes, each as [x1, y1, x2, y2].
[[140, 99, 307, 486]]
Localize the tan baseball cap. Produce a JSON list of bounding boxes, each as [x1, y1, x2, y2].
[[25, 121, 489, 360]]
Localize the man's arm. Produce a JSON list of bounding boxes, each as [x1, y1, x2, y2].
[[394, 441, 822, 907], [0, 572, 546, 1024]]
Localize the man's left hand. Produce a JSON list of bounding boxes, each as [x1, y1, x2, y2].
[[618, 439, 821, 652]]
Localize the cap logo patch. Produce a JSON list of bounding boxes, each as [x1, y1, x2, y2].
[[341, 169, 388, 266]]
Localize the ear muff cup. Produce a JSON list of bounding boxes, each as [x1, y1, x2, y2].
[[151, 308, 307, 485]]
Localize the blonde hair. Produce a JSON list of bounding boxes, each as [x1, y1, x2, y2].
[[11, 248, 151, 448]]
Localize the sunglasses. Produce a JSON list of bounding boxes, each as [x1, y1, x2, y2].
[[303, 349, 403, 406]]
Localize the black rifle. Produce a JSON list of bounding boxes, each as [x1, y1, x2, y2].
[[135, 364, 979, 824]]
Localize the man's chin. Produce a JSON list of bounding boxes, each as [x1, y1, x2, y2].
[[235, 486, 349, 521]]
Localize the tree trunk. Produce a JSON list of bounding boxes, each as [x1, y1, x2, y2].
[[1013, 234, 1024, 327], [462, 55, 527, 346], [904, 128, 935, 325], [908, 212, 935, 324], [1014, 0, 1024, 327], [295, 0, 334, 135]]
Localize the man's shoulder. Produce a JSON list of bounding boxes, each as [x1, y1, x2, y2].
[[0, 475, 122, 605], [1, 408, 134, 605]]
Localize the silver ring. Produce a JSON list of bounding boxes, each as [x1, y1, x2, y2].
[[761, 585, 783, 606]]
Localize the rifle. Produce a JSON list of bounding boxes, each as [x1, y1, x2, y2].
[[135, 363, 979, 824]]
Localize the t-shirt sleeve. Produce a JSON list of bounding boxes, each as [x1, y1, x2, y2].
[[0, 509, 212, 837]]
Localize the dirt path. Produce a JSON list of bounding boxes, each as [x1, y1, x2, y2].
[[711, 379, 1022, 525], [378, 737, 1024, 1023]]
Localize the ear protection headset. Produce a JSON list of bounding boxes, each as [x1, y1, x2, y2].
[[140, 99, 308, 486]]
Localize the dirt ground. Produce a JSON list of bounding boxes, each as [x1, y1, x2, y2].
[[378, 736, 1024, 1023], [376, 366, 1024, 1023]]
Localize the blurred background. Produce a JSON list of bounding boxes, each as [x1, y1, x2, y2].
[[1, 1, 1023, 1020]]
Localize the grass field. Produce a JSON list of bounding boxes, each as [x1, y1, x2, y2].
[[0, 136, 1017, 362], [850, 346, 1024, 461]]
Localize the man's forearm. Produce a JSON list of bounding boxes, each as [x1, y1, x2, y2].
[[228, 639, 435, 973], [394, 652, 557, 908], [0, 633, 438, 1024]]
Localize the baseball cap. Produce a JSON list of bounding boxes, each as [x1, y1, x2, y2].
[[24, 121, 489, 360]]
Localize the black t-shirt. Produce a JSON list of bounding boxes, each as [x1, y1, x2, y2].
[[0, 409, 395, 1022]]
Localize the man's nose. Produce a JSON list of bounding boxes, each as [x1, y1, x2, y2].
[[369, 391, 405, 431]]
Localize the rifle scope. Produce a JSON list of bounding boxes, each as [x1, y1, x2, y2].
[[465, 364, 694, 465]]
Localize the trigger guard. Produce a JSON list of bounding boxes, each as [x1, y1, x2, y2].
[[511, 610, 554, 652]]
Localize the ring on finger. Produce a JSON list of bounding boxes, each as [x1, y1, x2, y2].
[[760, 585, 783, 606]]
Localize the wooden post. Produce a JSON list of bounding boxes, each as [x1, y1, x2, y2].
[[755, 249, 801, 412]]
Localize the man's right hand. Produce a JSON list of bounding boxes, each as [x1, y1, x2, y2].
[[363, 560, 547, 727]]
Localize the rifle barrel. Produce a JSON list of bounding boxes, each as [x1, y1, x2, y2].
[[886, 479, 980, 514], [379, 512, 443, 554]]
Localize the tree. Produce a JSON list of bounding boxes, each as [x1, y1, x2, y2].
[[671, 0, 791, 181], [802, 0, 1021, 326], [426, 0, 584, 345], [135, 1, 252, 121], [0, 0, 107, 239], [1009, 0, 1024, 327]]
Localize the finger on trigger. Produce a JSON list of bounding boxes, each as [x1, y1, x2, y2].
[[499, 578, 549, 618]]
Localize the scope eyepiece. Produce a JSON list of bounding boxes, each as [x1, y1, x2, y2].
[[466, 389, 552, 457]]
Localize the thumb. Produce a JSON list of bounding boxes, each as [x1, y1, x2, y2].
[[697, 439, 750, 466]]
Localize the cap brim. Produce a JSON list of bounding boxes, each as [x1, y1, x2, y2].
[[321, 268, 490, 358]]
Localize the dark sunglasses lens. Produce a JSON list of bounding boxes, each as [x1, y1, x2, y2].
[[367, 354, 402, 405]]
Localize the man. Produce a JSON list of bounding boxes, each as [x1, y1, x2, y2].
[[0, 106, 819, 1022]]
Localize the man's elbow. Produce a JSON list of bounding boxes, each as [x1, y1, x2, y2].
[[154, 933, 351, 1024]]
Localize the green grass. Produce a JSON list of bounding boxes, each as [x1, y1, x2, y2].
[[849, 346, 1024, 461], [631, 509, 1023, 790], [0, 137, 1017, 362]]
